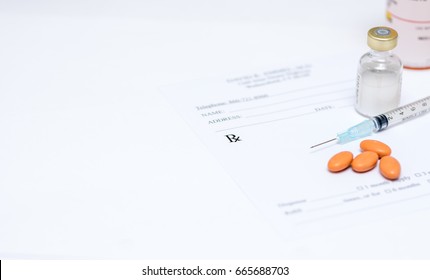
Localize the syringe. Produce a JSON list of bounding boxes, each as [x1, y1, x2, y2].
[[310, 95, 430, 149]]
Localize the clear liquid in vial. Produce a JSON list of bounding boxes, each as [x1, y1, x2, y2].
[[356, 70, 401, 117]]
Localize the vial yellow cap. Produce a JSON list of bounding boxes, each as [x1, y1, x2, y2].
[[367, 26, 398, 51]]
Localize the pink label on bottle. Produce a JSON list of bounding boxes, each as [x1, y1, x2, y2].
[[387, 0, 430, 22], [387, 0, 430, 68]]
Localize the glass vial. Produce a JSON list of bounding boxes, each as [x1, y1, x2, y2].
[[355, 26, 402, 117]]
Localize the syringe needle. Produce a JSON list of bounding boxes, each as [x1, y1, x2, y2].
[[310, 138, 337, 149]]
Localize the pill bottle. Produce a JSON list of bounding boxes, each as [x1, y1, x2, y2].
[[387, 0, 430, 70], [355, 26, 402, 117]]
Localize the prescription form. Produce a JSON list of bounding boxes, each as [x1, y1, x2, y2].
[[162, 56, 430, 238]]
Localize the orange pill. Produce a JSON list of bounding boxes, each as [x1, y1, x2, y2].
[[360, 139, 391, 158], [351, 151, 379, 173], [327, 151, 353, 172], [379, 156, 401, 180]]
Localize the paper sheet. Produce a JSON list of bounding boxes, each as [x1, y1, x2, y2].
[[162, 56, 430, 238]]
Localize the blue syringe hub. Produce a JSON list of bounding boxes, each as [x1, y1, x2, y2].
[[337, 119, 376, 144]]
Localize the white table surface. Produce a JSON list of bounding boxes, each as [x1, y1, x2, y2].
[[1, 0, 429, 259]]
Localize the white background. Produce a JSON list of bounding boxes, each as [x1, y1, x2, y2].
[[1, 0, 429, 259]]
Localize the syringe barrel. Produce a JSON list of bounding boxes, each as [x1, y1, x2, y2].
[[377, 96, 430, 129]]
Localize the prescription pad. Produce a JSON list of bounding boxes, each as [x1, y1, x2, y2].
[[162, 55, 430, 239]]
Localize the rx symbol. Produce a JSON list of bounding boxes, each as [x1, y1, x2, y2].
[[225, 134, 241, 143]]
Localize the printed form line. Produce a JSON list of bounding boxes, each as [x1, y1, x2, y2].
[[246, 96, 353, 118], [232, 87, 354, 113], [309, 191, 360, 202], [216, 111, 317, 132], [216, 96, 353, 132], [296, 192, 430, 225]]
